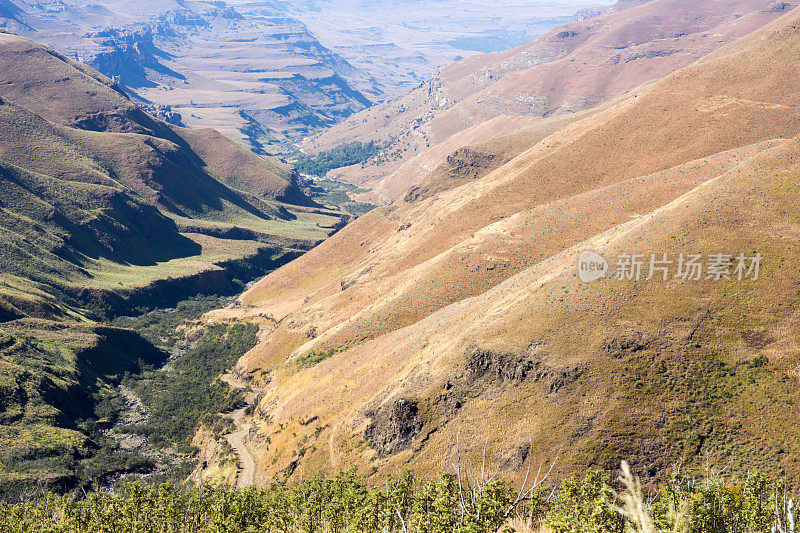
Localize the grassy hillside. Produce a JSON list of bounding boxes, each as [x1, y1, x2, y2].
[[0, 31, 348, 322], [0, 31, 351, 491], [0, 320, 164, 495], [197, 5, 800, 488]]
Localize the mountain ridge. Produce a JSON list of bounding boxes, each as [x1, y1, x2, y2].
[[303, 0, 796, 205], [195, 2, 800, 486], [0, 30, 347, 323]]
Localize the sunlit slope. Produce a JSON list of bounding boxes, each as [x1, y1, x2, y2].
[[203, 8, 800, 484], [303, 0, 794, 204]]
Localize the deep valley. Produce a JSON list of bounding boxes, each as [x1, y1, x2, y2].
[[2, 0, 800, 531]]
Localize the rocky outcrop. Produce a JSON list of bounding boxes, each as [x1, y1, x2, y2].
[[466, 347, 535, 383], [87, 28, 185, 89], [465, 346, 583, 393], [365, 399, 424, 458]]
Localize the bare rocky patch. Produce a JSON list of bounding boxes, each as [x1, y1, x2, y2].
[[601, 330, 670, 359], [465, 346, 583, 393], [404, 147, 509, 203], [365, 399, 424, 458], [365, 345, 585, 459], [741, 329, 775, 349]]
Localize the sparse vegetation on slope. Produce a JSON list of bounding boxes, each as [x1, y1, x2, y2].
[[303, 0, 794, 205], [200, 2, 800, 490]]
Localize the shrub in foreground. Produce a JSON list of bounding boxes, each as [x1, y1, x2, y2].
[[0, 465, 795, 532]]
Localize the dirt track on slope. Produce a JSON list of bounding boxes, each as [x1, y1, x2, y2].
[[221, 373, 260, 487]]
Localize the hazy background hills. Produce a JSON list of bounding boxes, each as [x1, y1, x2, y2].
[[240, 0, 607, 95], [0, 0, 602, 155]]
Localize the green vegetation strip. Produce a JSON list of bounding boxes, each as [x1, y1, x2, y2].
[[114, 299, 260, 452], [0, 297, 262, 499], [0, 468, 794, 532]]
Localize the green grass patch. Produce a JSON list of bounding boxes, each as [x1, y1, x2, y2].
[[294, 348, 339, 368]]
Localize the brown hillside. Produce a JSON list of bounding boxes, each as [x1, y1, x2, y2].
[[198, 5, 800, 486], [0, 32, 303, 205], [304, 0, 795, 204]]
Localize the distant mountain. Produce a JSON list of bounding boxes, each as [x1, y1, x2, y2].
[[0, 0, 376, 154], [195, 1, 800, 487], [242, 0, 602, 98], [304, 0, 796, 204]]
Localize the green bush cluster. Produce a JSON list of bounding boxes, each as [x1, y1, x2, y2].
[[112, 295, 229, 348], [120, 322, 259, 451], [0, 470, 513, 533], [649, 470, 793, 533], [543, 471, 623, 532], [295, 348, 338, 368], [536, 468, 794, 533], [0, 467, 795, 532], [294, 141, 383, 177]]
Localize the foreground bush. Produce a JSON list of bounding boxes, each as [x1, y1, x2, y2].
[[0, 466, 795, 532]]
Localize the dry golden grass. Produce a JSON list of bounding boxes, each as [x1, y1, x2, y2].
[[204, 7, 800, 487], [503, 515, 550, 533], [304, 0, 791, 205]]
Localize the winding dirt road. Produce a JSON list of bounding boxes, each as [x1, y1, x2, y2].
[[221, 373, 261, 487]]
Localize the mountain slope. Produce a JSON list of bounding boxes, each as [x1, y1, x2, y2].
[[198, 5, 800, 486], [0, 31, 346, 322], [303, 0, 796, 204], [0, 320, 164, 493], [0, 29, 353, 492]]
